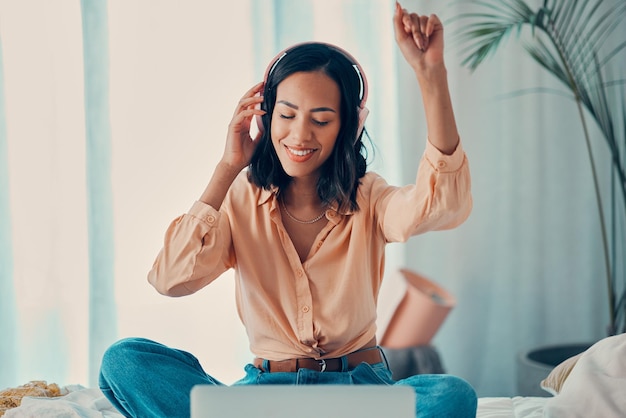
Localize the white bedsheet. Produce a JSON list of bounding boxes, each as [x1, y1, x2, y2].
[[5, 387, 548, 418], [477, 397, 546, 417], [4, 385, 123, 418]]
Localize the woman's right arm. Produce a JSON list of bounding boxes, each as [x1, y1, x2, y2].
[[148, 82, 265, 296], [199, 81, 265, 209]]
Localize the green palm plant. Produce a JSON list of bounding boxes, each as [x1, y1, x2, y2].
[[452, 0, 626, 335]]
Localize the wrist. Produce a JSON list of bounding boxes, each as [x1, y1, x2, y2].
[[215, 160, 245, 180], [415, 63, 448, 89]]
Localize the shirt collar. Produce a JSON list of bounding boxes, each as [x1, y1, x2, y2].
[[257, 186, 276, 207]]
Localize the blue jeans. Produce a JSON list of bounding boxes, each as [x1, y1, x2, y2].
[[99, 338, 477, 418]]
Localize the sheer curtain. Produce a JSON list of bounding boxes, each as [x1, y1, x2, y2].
[[1, 0, 256, 388], [1, 0, 91, 388], [0, 0, 616, 398]]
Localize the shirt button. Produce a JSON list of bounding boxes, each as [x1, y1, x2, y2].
[[302, 306, 310, 313], [296, 269, 304, 277], [437, 160, 447, 169], [206, 215, 216, 223]]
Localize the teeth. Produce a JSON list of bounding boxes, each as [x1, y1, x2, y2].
[[287, 147, 314, 156]]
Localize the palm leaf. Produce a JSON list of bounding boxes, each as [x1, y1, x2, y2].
[[451, 2, 534, 70], [523, 38, 569, 89], [566, 3, 626, 78], [600, 40, 626, 70]]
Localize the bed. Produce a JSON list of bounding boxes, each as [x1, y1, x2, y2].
[[3, 390, 551, 417], [3, 333, 625, 417]]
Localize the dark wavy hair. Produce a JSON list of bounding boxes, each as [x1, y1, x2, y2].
[[247, 43, 368, 212]]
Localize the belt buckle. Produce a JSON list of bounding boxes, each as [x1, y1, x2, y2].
[[318, 358, 326, 372]]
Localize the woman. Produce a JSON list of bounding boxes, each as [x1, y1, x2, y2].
[[99, 3, 476, 417]]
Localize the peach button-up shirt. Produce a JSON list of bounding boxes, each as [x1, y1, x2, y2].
[[148, 140, 471, 361]]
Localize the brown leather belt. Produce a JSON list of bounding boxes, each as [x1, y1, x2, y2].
[[253, 341, 382, 373]]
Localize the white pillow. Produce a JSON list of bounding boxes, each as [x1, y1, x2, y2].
[[544, 334, 626, 418], [540, 352, 583, 395]]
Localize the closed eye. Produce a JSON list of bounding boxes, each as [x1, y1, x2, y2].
[[313, 120, 329, 126], [279, 114, 295, 119]]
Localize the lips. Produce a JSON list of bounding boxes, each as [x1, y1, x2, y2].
[[285, 145, 316, 162]]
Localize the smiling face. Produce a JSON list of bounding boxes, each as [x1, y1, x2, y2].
[[270, 71, 341, 181]]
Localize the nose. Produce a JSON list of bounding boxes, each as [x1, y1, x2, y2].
[[291, 117, 311, 143]]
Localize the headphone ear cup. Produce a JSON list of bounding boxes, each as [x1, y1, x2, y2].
[[253, 91, 265, 138], [356, 106, 369, 142], [255, 113, 265, 136]]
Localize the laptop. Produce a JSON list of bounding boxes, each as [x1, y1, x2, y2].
[[190, 385, 415, 418]]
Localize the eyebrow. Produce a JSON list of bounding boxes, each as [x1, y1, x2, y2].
[[276, 100, 336, 113]]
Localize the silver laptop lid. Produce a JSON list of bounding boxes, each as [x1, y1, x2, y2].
[[190, 385, 415, 418]]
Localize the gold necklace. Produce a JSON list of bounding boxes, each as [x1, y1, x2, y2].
[[280, 198, 327, 224]]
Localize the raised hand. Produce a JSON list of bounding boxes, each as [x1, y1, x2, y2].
[[392, 2, 458, 154], [222, 81, 266, 171], [393, 2, 445, 72]]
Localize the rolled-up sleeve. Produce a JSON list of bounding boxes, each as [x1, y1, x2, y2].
[[381, 139, 472, 242], [148, 200, 234, 297]]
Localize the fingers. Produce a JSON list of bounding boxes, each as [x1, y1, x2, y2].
[[247, 80, 265, 99], [392, 2, 406, 42], [424, 14, 440, 39], [232, 81, 265, 119], [408, 13, 427, 51], [394, 1, 440, 52]]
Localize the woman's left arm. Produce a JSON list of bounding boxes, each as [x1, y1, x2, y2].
[[393, 2, 458, 155]]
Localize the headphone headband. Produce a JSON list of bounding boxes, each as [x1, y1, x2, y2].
[[263, 42, 369, 110]]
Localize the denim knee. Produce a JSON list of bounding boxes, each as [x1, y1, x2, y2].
[[396, 374, 477, 418], [99, 338, 152, 386], [437, 375, 477, 417]]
